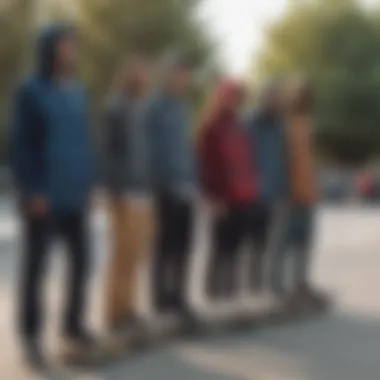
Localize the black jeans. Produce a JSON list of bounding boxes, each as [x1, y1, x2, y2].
[[19, 208, 90, 341], [269, 204, 316, 294], [207, 202, 271, 299], [152, 192, 193, 313]]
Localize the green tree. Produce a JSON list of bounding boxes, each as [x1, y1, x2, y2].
[[73, 0, 213, 111], [0, 0, 215, 160], [0, 0, 35, 160], [46, 0, 215, 136], [255, 0, 380, 165]]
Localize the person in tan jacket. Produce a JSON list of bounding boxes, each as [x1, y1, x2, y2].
[[285, 78, 328, 310], [103, 56, 154, 334]]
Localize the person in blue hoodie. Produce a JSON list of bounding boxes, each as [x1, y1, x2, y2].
[[10, 24, 94, 368], [245, 80, 290, 297], [147, 52, 197, 322]]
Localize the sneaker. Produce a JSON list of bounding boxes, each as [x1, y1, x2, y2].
[[180, 309, 201, 335], [303, 286, 331, 311], [291, 285, 330, 313], [60, 329, 97, 365], [110, 316, 151, 350], [24, 339, 47, 372], [67, 329, 96, 348]]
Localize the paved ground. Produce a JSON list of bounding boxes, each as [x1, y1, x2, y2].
[[1, 199, 380, 380]]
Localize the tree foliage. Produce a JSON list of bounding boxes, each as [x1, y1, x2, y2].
[[73, 0, 214, 111], [0, 0, 214, 161], [255, 0, 380, 165], [0, 0, 35, 159]]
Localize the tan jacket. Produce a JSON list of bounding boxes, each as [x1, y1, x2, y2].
[[286, 114, 317, 204]]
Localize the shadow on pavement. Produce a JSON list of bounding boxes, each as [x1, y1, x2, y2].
[[48, 311, 380, 380]]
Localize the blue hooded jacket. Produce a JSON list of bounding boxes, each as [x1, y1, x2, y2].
[[245, 82, 289, 204], [10, 24, 94, 212]]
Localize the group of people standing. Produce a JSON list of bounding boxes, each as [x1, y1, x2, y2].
[[198, 78, 326, 309], [9, 23, 328, 371]]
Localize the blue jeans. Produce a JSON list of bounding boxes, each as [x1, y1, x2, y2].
[[271, 204, 315, 293]]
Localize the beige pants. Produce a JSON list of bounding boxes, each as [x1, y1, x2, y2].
[[106, 196, 153, 328]]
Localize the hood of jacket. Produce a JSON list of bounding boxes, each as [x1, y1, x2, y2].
[[36, 23, 74, 79]]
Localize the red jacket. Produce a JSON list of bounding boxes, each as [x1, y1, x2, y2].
[[198, 111, 257, 204]]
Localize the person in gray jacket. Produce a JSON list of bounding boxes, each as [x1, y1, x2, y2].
[[103, 56, 154, 333]]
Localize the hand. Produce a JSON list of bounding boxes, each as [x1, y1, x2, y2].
[[28, 196, 48, 217]]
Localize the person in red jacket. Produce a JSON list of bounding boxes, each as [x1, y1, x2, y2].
[[198, 79, 265, 301]]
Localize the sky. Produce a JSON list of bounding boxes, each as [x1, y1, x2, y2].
[[201, 0, 378, 76]]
